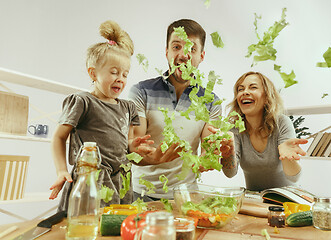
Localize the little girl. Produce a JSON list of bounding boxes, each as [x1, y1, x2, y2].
[[49, 20, 153, 211]]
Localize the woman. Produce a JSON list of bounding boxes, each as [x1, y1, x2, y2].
[[221, 71, 307, 191]]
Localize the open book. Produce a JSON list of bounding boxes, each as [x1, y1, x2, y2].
[[261, 186, 315, 206]]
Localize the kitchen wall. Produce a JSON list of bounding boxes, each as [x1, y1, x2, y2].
[[0, 0, 330, 225]]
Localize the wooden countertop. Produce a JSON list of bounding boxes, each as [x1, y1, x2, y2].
[[1, 199, 331, 240]]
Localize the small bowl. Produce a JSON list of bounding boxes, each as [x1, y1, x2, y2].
[[173, 183, 245, 229]]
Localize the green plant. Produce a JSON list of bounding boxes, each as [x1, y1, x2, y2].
[[289, 115, 311, 139]]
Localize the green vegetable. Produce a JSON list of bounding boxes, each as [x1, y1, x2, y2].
[[100, 214, 128, 236], [139, 174, 156, 194], [246, 8, 289, 66], [204, 0, 211, 8], [99, 185, 115, 203], [161, 198, 173, 212], [261, 229, 270, 240], [120, 162, 132, 172], [181, 196, 238, 215], [210, 32, 224, 48], [316, 47, 331, 68], [159, 175, 169, 193], [136, 53, 149, 72], [119, 172, 131, 199], [131, 197, 148, 212], [127, 152, 143, 164], [274, 64, 298, 88], [286, 210, 313, 227]]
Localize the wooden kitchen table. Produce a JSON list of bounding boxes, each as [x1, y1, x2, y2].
[[1, 199, 331, 240]]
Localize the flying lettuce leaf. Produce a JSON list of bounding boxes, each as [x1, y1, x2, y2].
[[316, 47, 331, 68], [119, 172, 131, 199], [210, 32, 224, 48], [173, 27, 194, 55], [246, 8, 289, 66], [131, 197, 148, 212], [120, 162, 132, 172], [139, 174, 156, 194], [322, 93, 329, 99], [159, 174, 169, 193], [204, 0, 211, 8], [99, 185, 115, 203], [161, 198, 173, 212], [127, 152, 143, 164], [136, 53, 149, 72], [274, 64, 298, 88]]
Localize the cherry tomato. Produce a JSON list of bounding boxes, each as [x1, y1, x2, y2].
[[121, 211, 153, 240]]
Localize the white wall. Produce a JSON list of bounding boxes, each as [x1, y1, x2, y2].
[[0, 0, 330, 224]]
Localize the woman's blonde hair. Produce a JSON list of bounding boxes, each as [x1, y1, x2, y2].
[[227, 71, 284, 136], [86, 20, 134, 70]]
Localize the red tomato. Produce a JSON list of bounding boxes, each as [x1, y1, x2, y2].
[[121, 211, 153, 240]]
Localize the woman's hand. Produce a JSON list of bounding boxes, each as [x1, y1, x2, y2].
[[49, 170, 72, 199], [279, 138, 308, 161], [207, 126, 235, 158]]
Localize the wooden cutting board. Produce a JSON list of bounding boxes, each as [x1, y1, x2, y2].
[[239, 198, 271, 218]]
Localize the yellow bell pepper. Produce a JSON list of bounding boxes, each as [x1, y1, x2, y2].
[[103, 204, 138, 215], [283, 202, 311, 217]]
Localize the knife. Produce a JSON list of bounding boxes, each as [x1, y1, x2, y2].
[[12, 211, 66, 240]]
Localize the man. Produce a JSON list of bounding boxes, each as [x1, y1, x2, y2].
[[129, 19, 223, 201]]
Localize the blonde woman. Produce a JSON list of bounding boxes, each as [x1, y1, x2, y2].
[[221, 72, 308, 191]]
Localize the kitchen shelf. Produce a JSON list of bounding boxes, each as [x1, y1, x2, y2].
[[285, 104, 331, 115], [0, 133, 51, 142], [0, 67, 88, 94]]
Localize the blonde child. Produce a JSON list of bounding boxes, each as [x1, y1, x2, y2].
[[49, 20, 153, 211]]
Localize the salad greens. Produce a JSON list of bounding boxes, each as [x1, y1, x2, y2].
[[159, 174, 169, 193], [274, 64, 298, 88], [210, 32, 224, 48], [139, 174, 156, 195], [119, 172, 131, 199], [136, 53, 149, 72], [161, 198, 173, 212], [316, 47, 331, 68], [246, 8, 288, 66], [127, 152, 143, 164], [181, 195, 238, 215], [99, 185, 115, 203], [131, 197, 148, 212]]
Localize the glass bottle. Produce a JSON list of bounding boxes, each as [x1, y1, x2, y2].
[[267, 206, 285, 228], [312, 197, 331, 230], [135, 211, 176, 240], [66, 142, 101, 240]]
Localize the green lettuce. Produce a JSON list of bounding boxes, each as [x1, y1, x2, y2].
[[119, 172, 131, 199], [127, 152, 143, 164], [139, 174, 156, 194], [210, 32, 224, 48], [246, 8, 289, 66], [316, 47, 331, 68], [99, 185, 115, 203], [159, 174, 169, 193], [161, 198, 173, 212], [136, 53, 149, 72], [131, 197, 148, 212], [274, 64, 298, 88]]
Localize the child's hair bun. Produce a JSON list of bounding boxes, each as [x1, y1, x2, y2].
[[99, 20, 134, 56]]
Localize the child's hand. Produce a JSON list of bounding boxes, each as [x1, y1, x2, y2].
[[129, 134, 154, 153], [49, 171, 72, 200]]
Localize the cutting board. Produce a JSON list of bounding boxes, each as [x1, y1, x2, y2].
[[239, 198, 271, 218]]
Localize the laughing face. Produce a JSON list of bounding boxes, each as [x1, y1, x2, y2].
[[236, 74, 266, 117], [90, 53, 131, 103], [166, 32, 205, 84]]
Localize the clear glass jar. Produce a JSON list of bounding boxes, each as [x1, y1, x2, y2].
[[135, 211, 176, 240], [66, 142, 101, 240], [312, 197, 331, 231], [267, 206, 285, 228]]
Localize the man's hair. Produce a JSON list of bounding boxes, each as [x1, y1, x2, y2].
[[166, 19, 206, 51]]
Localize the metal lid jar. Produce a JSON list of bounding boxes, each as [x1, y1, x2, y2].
[[312, 197, 331, 231], [268, 206, 285, 228]]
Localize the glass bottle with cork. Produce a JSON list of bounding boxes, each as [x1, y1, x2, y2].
[[66, 142, 101, 240]]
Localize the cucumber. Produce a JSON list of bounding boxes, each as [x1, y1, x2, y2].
[[100, 214, 128, 236], [286, 210, 313, 227]]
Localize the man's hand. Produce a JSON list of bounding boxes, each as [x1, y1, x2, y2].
[[279, 138, 308, 161]]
